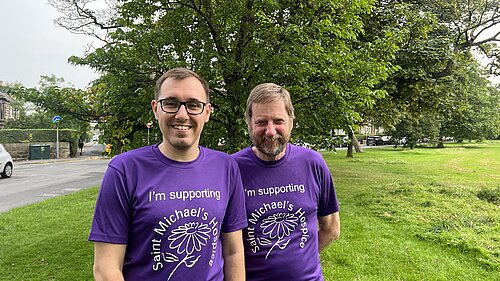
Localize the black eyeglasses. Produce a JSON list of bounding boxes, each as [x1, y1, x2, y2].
[[158, 99, 207, 115]]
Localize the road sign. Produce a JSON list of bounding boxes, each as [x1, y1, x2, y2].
[[146, 121, 153, 145], [52, 115, 61, 158]]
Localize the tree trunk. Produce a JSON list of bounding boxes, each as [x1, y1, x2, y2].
[[352, 134, 363, 153], [346, 129, 354, 158], [346, 126, 362, 157], [436, 136, 445, 148]]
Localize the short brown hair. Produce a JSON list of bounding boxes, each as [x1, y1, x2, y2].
[[155, 67, 210, 101], [245, 83, 295, 125]]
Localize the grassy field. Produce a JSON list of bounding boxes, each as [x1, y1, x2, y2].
[[322, 141, 500, 280], [0, 187, 96, 280], [0, 141, 499, 280]]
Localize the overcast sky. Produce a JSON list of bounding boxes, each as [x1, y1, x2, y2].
[[0, 1, 99, 89]]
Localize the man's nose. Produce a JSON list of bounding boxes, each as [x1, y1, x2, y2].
[[175, 103, 190, 118], [265, 122, 277, 137]]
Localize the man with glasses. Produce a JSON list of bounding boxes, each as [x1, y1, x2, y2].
[[232, 83, 340, 280], [89, 68, 247, 281]]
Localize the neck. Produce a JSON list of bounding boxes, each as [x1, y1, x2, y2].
[[159, 142, 200, 162]]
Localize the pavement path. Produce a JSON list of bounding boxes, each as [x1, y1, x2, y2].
[[0, 142, 110, 213]]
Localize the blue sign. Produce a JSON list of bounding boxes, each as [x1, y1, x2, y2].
[[52, 115, 61, 123]]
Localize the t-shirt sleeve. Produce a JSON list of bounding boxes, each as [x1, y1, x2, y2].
[[221, 160, 248, 233], [88, 164, 130, 244], [317, 157, 340, 217]]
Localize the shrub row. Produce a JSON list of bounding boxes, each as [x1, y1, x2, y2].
[[0, 129, 79, 143], [0, 129, 80, 157]]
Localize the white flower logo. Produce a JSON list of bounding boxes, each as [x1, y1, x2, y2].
[[161, 222, 212, 280], [261, 213, 298, 239], [168, 222, 211, 254], [259, 212, 298, 259]]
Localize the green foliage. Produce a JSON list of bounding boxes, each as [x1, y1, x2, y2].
[[4, 111, 53, 129], [4, 77, 92, 136], [48, 0, 399, 154], [384, 55, 500, 145], [386, 110, 442, 148], [366, 0, 500, 143], [440, 59, 500, 140], [13, 0, 498, 154], [0, 129, 79, 143]]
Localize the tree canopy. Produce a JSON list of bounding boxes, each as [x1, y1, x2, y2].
[[37, 0, 398, 153], [363, 0, 500, 146], [3, 76, 90, 135], [8, 0, 500, 154]]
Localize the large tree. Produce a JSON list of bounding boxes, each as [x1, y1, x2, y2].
[[439, 58, 500, 142], [43, 0, 398, 154], [365, 0, 500, 143]]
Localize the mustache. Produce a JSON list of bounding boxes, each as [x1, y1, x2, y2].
[[263, 135, 282, 142], [169, 118, 193, 126]]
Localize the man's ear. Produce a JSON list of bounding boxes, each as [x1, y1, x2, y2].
[[151, 99, 159, 120], [204, 103, 212, 123]]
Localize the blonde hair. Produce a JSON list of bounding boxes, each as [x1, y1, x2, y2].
[[245, 83, 295, 125]]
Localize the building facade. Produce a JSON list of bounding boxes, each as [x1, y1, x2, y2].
[[0, 81, 18, 129]]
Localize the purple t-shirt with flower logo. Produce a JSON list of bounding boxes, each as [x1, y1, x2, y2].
[[89, 145, 247, 281], [232, 143, 339, 281]]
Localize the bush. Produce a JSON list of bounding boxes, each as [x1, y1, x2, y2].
[[0, 129, 79, 143], [0, 129, 79, 157]]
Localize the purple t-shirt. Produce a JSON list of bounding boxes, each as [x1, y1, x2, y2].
[[89, 145, 247, 281], [232, 143, 339, 281]]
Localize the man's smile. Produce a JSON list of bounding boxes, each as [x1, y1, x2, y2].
[[172, 125, 192, 131]]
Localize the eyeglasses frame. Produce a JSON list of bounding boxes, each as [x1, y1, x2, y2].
[[157, 98, 208, 115]]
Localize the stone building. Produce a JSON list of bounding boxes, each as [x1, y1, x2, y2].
[[0, 81, 18, 129]]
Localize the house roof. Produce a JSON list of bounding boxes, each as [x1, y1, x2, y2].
[[0, 91, 12, 102]]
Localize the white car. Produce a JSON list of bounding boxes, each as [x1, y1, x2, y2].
[[0, 144, 13, 178]]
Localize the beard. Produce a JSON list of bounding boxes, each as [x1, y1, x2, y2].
[[251, 134, 288, 159], [169, 138, 194, 151]]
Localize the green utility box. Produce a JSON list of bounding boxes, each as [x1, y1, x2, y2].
[[29, 144, 51, 160]]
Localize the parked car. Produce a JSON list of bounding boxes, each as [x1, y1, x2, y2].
[[367, 136, 381, 145], [367, 136, 392, 146], [0, 144, 13, 178], [379, 135, 392, 145]]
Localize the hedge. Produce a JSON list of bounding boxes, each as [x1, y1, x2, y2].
[[0, 129, 79, 143], [0, 129, 80, 157]]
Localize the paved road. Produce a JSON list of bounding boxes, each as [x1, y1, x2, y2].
[[0, 143, 110, 213]]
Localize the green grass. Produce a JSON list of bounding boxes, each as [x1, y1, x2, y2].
[[1, 141, 499, 280], [321, 141, 500, 280], [0, 188, 97, 280]]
